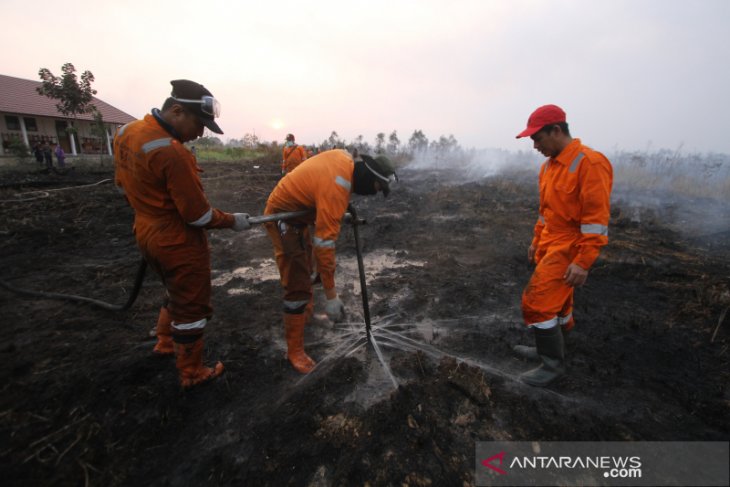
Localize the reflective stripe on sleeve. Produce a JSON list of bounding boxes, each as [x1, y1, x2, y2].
[[581, 223, 608, 236], [313, 236, 335, 248], [335, 175, 351, 191], [189, 207, 213, 227], [528, 317, 559, 329], [569, 152, 585, 173], [117, 123, 131, 137], [142, 138, 172, 153], [172, 318, 207, 332]]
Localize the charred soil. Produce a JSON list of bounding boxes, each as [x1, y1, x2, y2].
[[1, 160, 729, 486]]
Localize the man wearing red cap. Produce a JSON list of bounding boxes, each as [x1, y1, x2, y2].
[[514, 104, 613, 387], [114, 79, 252, 389]]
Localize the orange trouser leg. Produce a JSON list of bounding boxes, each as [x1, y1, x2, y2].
[[266, 221, 316, 373], [522, 242, 576, 328], [558, 294, 575, 332], [140, 234, 213, 326]]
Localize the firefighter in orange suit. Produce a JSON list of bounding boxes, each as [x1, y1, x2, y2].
[[265, 150, 396, 373], [114, 79, 252, 389], [514, 104, 613, 387], [281, 133, 308, 175]]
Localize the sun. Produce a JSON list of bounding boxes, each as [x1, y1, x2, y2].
[[270, 118, 284, 130]]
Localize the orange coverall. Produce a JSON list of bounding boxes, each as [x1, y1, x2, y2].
[[114, 114, 234, 334], [522, 138, 613, 331], [265, 149, 353, 315], [281, 144, 308, 174]]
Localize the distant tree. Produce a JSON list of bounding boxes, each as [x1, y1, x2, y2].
[[387, 130, 400, 155], [431, 134, 460, 153], [36, 63, 97, 140], [196, 136, 223, 148], [374, 132, 386, 154], [408, 129, 429, 152], [353, 134, 371, 154], [243, 132, 259, 148], [327, 130, 341, 148]]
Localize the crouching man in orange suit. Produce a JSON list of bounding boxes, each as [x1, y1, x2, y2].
[[264, 150, 396, 373]]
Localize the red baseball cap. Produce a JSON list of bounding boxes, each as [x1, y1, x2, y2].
[[516, 104, 566, 138]]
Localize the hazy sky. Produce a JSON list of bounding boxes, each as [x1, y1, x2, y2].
[[3, 0, 729, 153]]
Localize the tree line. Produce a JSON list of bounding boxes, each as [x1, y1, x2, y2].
[[30, 62, 465, 160], [203, 129, 464, 157]]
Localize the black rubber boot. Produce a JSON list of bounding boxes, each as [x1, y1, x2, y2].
[[513, 326, 570, 361], [519, 326, 565, 387]]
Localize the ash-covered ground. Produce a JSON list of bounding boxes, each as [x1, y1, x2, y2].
[[1, 158, 728, 486]]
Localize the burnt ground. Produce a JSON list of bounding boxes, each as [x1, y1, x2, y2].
[[0, 158, 728, 486]]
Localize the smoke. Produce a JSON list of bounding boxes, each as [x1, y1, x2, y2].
[[403, 146, 730, 237], [611, 149, 730, 200], [610, 149, 730, 237], [404, 147, 539, 181]]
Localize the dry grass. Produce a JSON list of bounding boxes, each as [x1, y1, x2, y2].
[[612, 150, 730, 201]]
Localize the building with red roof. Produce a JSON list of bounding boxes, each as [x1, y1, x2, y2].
[[0, 73, 135, 156]]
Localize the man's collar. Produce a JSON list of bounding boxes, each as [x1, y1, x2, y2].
[[152, 108, 183, 141], [554, 138, 581, 165]]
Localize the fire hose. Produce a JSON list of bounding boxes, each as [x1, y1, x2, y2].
[[0, 210, 313, 311], [1, 206, 380, 342], [2, 205, 393, 383]]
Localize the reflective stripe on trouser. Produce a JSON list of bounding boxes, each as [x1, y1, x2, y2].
[[522, 240, 576, 330], [139, 230, 213, 332], [265, 221, 314, 314]]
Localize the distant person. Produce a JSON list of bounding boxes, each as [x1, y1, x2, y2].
[[33, 143, 44, 164], [281, 133, 308, 175], [54, 144, 66, 168], [512, 104, 613, 387], [42, 143, 53, 170], [264, 151, 396, 373], [114, 79, 252, 389]]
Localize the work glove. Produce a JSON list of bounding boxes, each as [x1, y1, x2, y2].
[[325, 296, 346, 323], [232, 213, 251, 231]]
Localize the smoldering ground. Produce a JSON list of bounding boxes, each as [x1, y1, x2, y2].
[[0, 151, 728, 486]]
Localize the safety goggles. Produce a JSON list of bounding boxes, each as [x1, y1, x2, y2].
[[171, 95, 221, 118], [363, 160, 398, 184]]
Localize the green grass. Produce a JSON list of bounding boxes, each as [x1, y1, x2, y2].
[[195, 147, 267, 162]]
